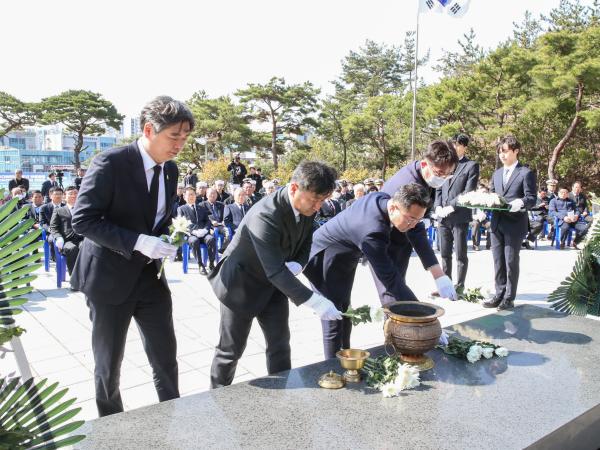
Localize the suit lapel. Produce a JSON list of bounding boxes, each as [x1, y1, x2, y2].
[[128, 142, 153, 231], [447, 158, 468, 191], [502, 163, 521, 195], [494, 169, 503, 195]]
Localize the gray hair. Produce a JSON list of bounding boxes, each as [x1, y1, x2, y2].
[[140, 96, 195, 133], [353, 183, 365, 194], [391, 183, 430, 209]]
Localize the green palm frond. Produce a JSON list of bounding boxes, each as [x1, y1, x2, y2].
[[0, 378, 85, 450], [548, 215, 600, 316]]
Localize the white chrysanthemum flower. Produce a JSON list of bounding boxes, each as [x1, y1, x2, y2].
[[394, 364, 420, 391], [482, 347, 494, 359], [495, 347, 509, 357], [469, 345, 483, 357], [381, 382, 399, 398], [466, 350, 481, 363], [171, 216, 192, 234], [370, 306, 384, 323]]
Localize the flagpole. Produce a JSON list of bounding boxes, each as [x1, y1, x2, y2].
[[410, 3, 420, 161]]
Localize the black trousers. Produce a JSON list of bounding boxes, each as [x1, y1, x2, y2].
[[438, 222, 469, 288], [559, 221, 588, 245], [87, 263, 179, 417], [210, 297, 291, 389], [526, 220, 544, 242], [188, 234, 216, 266], [61, 241, 81, 275], [491, 225, 523, 301]]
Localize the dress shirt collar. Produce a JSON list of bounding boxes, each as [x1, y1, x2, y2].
[[503, 160, 518, 173], [137, 138, 165, 171]]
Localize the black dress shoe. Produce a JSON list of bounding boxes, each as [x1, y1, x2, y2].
[[199, 267, 208, 276], [497, 299, 514, 310], [483, 296, 503, 308]]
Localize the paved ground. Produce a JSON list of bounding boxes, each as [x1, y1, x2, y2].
[[2, 238, 580, 421]]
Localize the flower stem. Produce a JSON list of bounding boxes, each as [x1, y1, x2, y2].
[[157, 257, 168, 280]]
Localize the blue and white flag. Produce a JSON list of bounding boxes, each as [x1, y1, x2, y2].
[[419, 0, 471, 18]]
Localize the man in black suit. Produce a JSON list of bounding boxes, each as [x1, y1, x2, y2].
[[40, 187, 65, 239], [549, 187, 588, 249], [570, 181, 593, 234], [195, 181, 208, 203], [375, 141, 459, 304], [526, 188, 550, 243], [203, 187, 227, 243], [248, 164, 264, 192], [304, 183, 431, 358], [223, 188, 249, 233], [71, 96, 193, 416], [50, 186, 83, 276], [178, 187, 216, 274], [214, 180, 230, 203], [316, 194, 342, 223], [41, 173, 59, 203], [433, 134, 479, 294], [227, 153, 247, 187], [209, 161, 342, 388], [483, 136, 536, 311], [8, 169, 29, 194], [25, 190, 44, 228], [183, 169, 198, 188], [74, 168, 86, 190]]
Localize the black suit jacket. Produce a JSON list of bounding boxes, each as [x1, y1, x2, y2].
[[9, 178, 29, 192], [50, 206, 83, 245], [434, 157, 479, 225], [177, 203, 211, 231], [224, 203, 249, 231], [490, 163, 536, 234], [317, 199, 341, 221], [208, 187, 314, 316], [202, 200, 225, 223], [41, 180, 58, 201], [40, 202, 64, 231], [71, 142, 178, 304]]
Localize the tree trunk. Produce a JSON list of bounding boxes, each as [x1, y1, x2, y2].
[[271, 118, 278, 169], [548, 83, 584, 180], [73, 131, 84, 169]]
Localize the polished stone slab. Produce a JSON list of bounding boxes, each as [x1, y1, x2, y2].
[[75, 305, 600, 449]]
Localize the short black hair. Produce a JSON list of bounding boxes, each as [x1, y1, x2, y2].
[[391, 183, 430, 209], [291, 161, 337, 196], [31, 190, 42, 195], [422, 140, 459, 169], [65, 185, 78, 192], [140, 96, 195, 133], [452, 133, 470, 147], [49, 187, 63, 194], [498, 135, 521, 152], [184, 186, 196, 194]]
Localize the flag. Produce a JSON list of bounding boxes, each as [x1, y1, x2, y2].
[[419, 0, 471, 18]]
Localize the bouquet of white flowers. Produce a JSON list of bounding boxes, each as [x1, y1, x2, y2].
[[156, 216, 192, 279], [363, 355, 420, 398], [437, 336, 508, 363], [457, 191, 509, 210]]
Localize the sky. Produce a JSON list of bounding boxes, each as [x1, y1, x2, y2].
[[1, 0, 591, 117]]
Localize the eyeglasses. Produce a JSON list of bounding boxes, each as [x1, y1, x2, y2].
[[424, 160, 453, 179]]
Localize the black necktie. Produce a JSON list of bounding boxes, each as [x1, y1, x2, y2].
[[149, 165, 161, 221], [240, 204, 245, 217], [193, 204, 199, 223]]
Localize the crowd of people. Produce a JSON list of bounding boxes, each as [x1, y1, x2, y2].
[[5, 95, 595, 419]]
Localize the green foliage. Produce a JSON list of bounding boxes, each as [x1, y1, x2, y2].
[[458, 287, 486, 303], [0, 93, 39, 138], [40, 90, 124, 169], [236, 77, 320, 169], [548, 217, 600, 316], [0, 377, 85, 449]]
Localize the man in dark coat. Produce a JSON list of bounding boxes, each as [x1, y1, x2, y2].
[[304, 183, 431, 359], [50, 186, 83, 276], [227, 153, 247, 186], [223, 188, 249, 233], [178, 187, 216, 274], [376, 141, 459, 304], [41, 173, 59, 203], [8, 169, 29, 193], [71, 96, 193, 416], [433, 134, 479, 293], [483, 136, 536, 311], [550, 187, 588, 249], [208, 161, 342, 388]]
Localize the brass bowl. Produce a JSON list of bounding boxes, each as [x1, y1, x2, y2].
[[383, 301, 445, 371], [336, 349, 370, 382]]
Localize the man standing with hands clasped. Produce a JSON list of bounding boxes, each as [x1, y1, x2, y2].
[[72, 96, 194, 416], [483, 136, 536, 311], [209, 161, 342, 388], [433, 134, 479, 295]]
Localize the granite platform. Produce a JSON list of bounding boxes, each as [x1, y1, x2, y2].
[[74, 305, 600, 449]]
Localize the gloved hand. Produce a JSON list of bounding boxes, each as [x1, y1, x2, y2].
[[192, 229, 209, 238], [55, 237, 64, 251], [475, 210, 487, 222], [435, 206, 445, 218], [303, 293, 343, 321], [435, 275, 457, 301], [285, 261, 303, 276], [509, 199, 524, 212], [421, 218, 431, 229], [438, 330, 449, 346], [134, 234, 178, 259], [442, 206, 455, 216]]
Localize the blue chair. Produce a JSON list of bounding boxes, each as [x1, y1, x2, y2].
[[551, 217, 574, 249], [182, 241, 208, 274], [53, 242, 67, 288], [41, 229, 50, 272]]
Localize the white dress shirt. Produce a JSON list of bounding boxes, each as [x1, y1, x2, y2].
[[502, 160, 518, 186], [138, 138, 166, 228]]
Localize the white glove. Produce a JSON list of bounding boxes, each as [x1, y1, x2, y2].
[[442, 206, 455, 216], [303, 293, 343, 321], [421, 218, 431, 229], [285, 261, 303, 276], [509, 199, 524, 212], [475, 211, 487, 222], [435, 275, 457, 301], [134, 234, 178, 259], [435, 206, 445, 218], [438, 330, 449, 346], [192, 229, 209, 238], [55, 237, 64, 250]]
